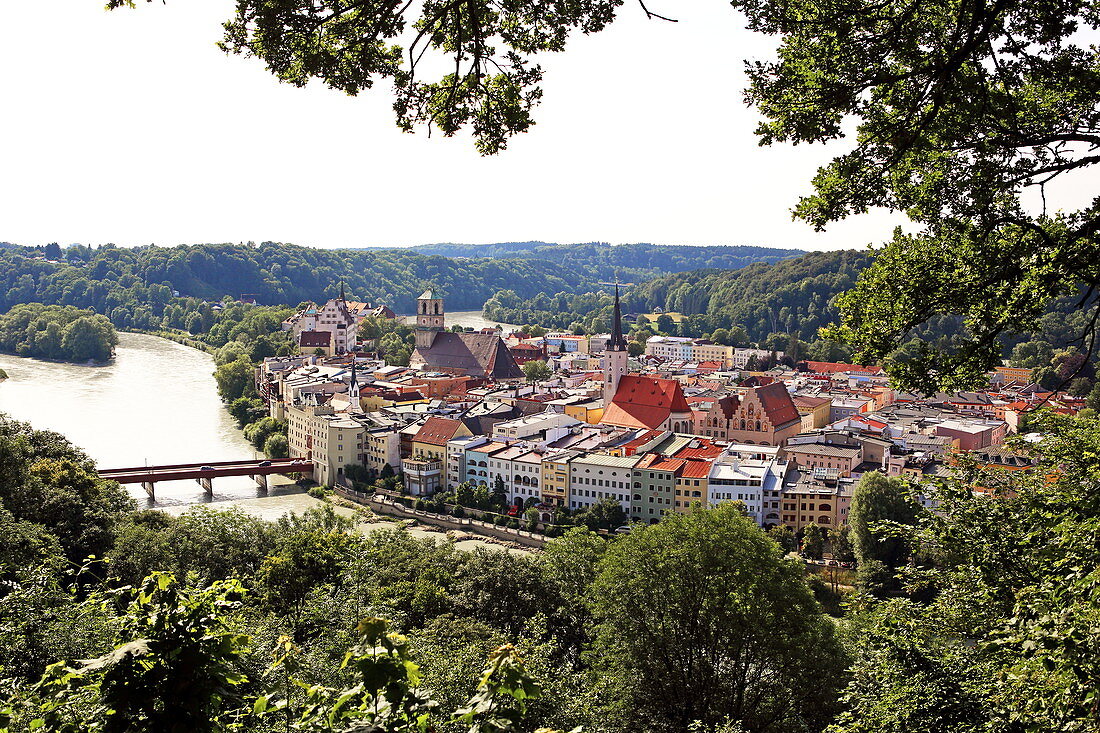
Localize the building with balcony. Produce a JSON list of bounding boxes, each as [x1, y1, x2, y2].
[[403, 457, 443, 496]]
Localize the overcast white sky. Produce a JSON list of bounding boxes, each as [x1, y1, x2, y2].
[[0, 0, 908, 251]]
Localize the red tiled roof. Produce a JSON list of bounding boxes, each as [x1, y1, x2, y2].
[[602, 375, 693, 430], [636, 453, 685, 472], [674, 440, 724, 460], [754, 382, 801, 429], [802, 360, 882, 374], [620, 429, 666, 455], [413, 417, 466, 446], [680, 460, 713, 479]]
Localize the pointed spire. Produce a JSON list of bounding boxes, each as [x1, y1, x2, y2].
[[348, 351, 361, 413], [608, 281, 627, 351], [340, 280, 346, 302]]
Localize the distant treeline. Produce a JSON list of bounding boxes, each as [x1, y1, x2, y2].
[[384, 241, 804, 282], [485, 250, 873, 343], [0, 242, 800, 328], [0, 304, 117, 363]]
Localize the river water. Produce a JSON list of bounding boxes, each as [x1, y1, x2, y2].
[[0, 332, 286, 507], [398, 309, 519, 331]]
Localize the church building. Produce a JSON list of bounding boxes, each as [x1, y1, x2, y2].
[[408, 290, 523, 379], [599, 285, 694, 433]]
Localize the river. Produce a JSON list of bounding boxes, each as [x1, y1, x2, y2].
[[398, 309, 520, 331], [0, 332, 284, 507]]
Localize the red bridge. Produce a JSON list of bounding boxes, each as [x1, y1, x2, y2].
[[98, 458, 313, 500]]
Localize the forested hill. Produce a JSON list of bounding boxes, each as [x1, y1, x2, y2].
[[486, 250, 874, 340], [0, 241, 801, 318], [379, 242, 805, 282], [627, 250, 873, 341], [0, 242, 589, 315]]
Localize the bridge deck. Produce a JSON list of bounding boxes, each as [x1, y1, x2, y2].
[[99, 458, 312, 484]]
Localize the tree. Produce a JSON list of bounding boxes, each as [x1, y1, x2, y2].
[[7, 573, 252, 733], [767, 523, 797, 553], [729, 0, 1100, 391], [575, 497, 625, 531], [492, 475, 508, 507], [848, 472, 921, 581], [801, 523, 824, 560], [833, 413, 1100, 731], [587, 505, 846, 732], [828, 524, 855, 563], [263, 432, 289, 459], [521, 359, 552, 383], [626, 340, 645, 357], [213, 356, 254, 402], [227, 396, 263, 428], [60, 317, 110, 362], [115, 0, 623, 154], [1087, 382, 1100, 411]]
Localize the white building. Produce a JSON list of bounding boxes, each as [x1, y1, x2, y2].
[[568, 454, 639, 513], [732, 348, 779, 369], [286, 400, 364, 486], [646, 336, 695, 361], [492, 411, 580, 442], [707, 446, 789, 525]]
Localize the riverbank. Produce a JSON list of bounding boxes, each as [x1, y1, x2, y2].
[[159, 490, 531, 555]]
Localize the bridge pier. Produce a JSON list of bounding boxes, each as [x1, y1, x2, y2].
[[252, 473, 268, 491], [142, 481, 155, 499], [198, 477, 213, 495]]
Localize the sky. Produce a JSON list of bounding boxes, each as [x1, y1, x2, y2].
[[0, 0, 911, 252]]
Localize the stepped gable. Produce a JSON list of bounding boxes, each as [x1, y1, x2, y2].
[[412, 331, 523, 379], [602, 375, 692, 430], [755, 382, 801, 429]]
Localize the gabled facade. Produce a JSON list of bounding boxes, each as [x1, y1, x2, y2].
[[697, 383, 801, 446]]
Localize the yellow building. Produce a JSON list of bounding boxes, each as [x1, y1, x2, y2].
[[672, 460, 711, 514], [691, 342, 734, 369], [287, 401, 364, 486], [564, 399, 604, 425], [541, 450, 579, 507], [793, 395, 832, 430], [405, 416, 472, 495]]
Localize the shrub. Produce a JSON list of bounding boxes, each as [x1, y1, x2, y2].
[[307, 486, 328, 500], [414, 499, 426, 511], [507, 519, 520, 529], [494, 514, 509, 527], [452, 505, 466, 518]]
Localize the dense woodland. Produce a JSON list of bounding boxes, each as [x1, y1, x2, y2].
[[382, 242, 803, 283], [0, 304, 117, 363], [0, 241, 797, 321]]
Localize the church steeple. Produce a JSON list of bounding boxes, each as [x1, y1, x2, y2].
[[347, 347, 362, 413], [608, 282, 627, 352], [603, 281, 629, 405]]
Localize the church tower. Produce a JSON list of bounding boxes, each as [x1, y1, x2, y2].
[[415, 288, 445, 350], [603, 284, 629, 405]]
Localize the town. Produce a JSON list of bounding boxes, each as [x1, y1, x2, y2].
[[261, 285, 1065, 542]]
